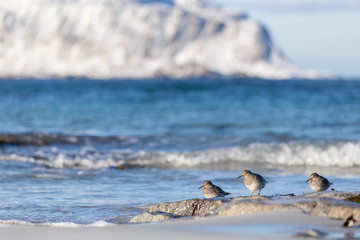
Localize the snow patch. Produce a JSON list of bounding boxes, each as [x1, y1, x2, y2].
[[0, 0, 331, 79]]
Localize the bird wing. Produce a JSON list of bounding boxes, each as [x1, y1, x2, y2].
[[256, 173, 268, 183], [321, 176, 332, 185], [215, 185, 230, 195]]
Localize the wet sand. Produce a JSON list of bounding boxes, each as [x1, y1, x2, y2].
[[1, 209, 358, 240]]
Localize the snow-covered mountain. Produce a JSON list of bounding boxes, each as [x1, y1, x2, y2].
[[0, 0, 322, 79]]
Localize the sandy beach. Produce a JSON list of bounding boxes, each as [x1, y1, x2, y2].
[[1, 209, 358, 240]]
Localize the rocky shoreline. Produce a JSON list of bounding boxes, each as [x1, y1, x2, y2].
[[130, 191, 360, 224]]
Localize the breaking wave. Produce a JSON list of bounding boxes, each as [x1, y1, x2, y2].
[[1, 140, 359, 169]]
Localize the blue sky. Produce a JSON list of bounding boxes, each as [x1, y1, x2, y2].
[[208, 0, 360, 78]]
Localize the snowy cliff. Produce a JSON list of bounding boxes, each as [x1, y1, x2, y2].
[[0, 0, 319, 79]]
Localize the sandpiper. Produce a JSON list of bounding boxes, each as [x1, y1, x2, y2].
[[237, 170, 267, 196], [306, 173, 333, 192], [199, 180, 230, 199]]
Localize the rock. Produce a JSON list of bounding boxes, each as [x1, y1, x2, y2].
[[130, 198, 227, 223], [129, 192, 360, 224], [290, 192, 360, 221], [219, 198, 296, 216], [310, 198, 360, 221], [343, 215, 356, 228], [129, 212, 178, 223], [292, 201, 317, 213], [296, 191, 360, 201], [346, 194, 360, 204], [149, 198, 225, 217]]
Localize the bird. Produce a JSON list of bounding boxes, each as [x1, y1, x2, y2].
[[237, 170, 267, 196], [305, 173, 333, 192], [198, 180, 230, 199]]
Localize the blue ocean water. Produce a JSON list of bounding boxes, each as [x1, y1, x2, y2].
[[0, 78, 360, 225]]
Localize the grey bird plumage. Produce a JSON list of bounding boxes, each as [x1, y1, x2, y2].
[[199, 180, 230, 199], [306, 173, 333, 192], [237, 170, 267, 196]]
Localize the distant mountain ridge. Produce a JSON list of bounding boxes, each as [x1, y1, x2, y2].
[[0, 0, 325, 79]]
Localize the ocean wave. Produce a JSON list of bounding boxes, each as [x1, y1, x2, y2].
[[153, 141, 360, 168], [1, 140, 359, 169]]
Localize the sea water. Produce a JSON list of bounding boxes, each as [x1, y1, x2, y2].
[[0, 78, 360, 225]]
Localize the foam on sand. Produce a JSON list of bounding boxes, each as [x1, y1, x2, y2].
[[0, 219, 113, 227]]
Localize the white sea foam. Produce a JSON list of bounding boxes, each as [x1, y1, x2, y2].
[[149, 141, 360, 168], [0, 0, 329, 79], [0, 219, 114, 227], [1, 141, 359, 169], [0, 219, 79, 227]]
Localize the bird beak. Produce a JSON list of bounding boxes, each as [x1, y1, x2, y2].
[[199, 184, 204, 189], [305, 176, 312, 183], [237, 173, 244, 179]]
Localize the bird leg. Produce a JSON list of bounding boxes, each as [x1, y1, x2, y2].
[[250, 191, 254, 197], [256, 189, 261, 196]]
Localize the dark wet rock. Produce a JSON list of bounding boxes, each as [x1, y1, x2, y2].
[[346, 194, 360, 204], [130, 192, 360, 224], [343, 215, 356, 228], [275, 193, 295, 197]]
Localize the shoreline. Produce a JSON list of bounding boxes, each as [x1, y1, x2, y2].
[[0, 209, 357, 240], [1, 192, 360, 239]]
